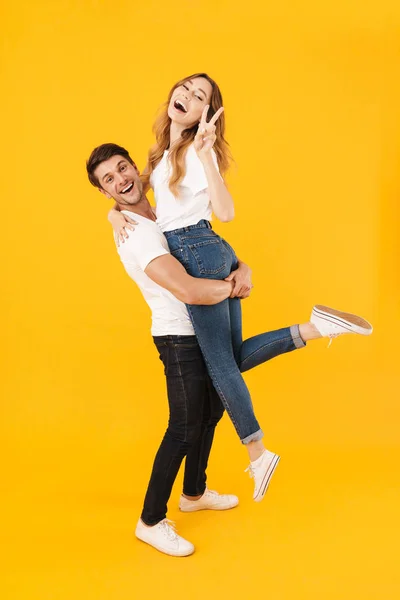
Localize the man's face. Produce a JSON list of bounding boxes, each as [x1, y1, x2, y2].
[[94, 155, 143, 206]]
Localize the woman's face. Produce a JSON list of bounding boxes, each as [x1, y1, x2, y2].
[[168, 76, 213, 127]]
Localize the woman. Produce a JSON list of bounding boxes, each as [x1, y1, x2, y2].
[[108, 73, 373, 501]]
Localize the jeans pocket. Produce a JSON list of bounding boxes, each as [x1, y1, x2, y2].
[[187, 238, 227, 276]]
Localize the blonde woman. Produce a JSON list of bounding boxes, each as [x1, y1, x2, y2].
[[109, 73, 373, 501]]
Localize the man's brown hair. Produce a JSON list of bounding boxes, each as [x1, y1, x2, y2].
[[86, 143, 136, 187]]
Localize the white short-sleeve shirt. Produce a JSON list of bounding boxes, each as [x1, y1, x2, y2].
[[117, 211, 195, 336], [150, 143, 220, 233]]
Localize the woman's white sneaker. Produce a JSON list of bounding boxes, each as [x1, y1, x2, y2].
[[310, 305, 373, 346], [245, 450, 280, 502], [135, 518, 195, 557], [179, 488, 239, 512]]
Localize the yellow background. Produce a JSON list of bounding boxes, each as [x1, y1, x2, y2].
[[1, 0, 399, 598]]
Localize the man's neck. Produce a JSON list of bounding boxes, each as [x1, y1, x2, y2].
[[118, 195, 156, 221]]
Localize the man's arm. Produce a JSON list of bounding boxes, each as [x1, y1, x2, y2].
[[145, 254, 233, 305]]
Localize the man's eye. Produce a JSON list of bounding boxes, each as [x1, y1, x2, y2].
[[107, 178, 112, 183], [120, 165, 126, 171]]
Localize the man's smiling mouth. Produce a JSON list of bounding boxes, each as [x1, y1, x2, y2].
[[121, 183, 134, 194]]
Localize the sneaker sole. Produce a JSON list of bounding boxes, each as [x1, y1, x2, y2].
[[254, 454, 280, 502], [313, 305, 373, 335], [179, 499, 239, 512], [135, 533, 195, 557]]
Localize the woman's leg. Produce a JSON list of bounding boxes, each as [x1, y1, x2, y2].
[[165, 227, 301, 452], [186, 300, 262, 444], [166, 225, 263, 445], [163, 225, 293, 500], [228, 296, 306, 373], [177, 233, 304, 444]]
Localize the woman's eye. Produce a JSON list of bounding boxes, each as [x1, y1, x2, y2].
[[183, 84, 189, 90], [195, 95, 202, 101]]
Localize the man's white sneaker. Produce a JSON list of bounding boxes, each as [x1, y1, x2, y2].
[[179, 488, 239, 512], [311, 305, 373, 347], [135, 518, 194, 557], [245, 450, 280, 502]]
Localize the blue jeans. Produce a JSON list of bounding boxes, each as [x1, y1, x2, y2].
[[164, 220, 306, 444]]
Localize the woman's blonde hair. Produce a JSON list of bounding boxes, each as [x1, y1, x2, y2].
[[141, 73, 232, 196]]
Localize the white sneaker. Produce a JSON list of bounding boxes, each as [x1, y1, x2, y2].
[[245, 450, 280, 502], [135, 518, 195, 557], [179, 488, 239, 512], [311, 305, 373, 346]]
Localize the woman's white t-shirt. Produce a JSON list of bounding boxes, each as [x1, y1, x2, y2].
[[150, 143, 220, 233]]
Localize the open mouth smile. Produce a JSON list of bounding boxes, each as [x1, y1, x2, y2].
[[121, 182, 134, 194], [173, 99, 188, 113]]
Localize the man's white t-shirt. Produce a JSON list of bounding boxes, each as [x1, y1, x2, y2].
[[150, 143, 220, 233], [117, 212, 195, 336]]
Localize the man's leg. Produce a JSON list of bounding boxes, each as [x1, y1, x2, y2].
[[182, 373, 224, 498], [180, 372, 239, 512], [140, 336, 209, 526]]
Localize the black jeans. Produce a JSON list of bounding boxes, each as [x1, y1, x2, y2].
[[141, 335, 224, 526]]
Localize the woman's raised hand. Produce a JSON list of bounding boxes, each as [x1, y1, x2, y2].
[[108, 209, 138, 246], [194, 105, 224, 159]]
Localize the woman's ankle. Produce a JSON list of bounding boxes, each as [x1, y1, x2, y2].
[[299, 322, 321, 342], [247, 440, 265, 462]]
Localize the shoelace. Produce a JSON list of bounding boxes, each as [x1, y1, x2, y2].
[[327, 333, 340, 348], [244, 464, 255, 479], [160, 519, 178, 541]]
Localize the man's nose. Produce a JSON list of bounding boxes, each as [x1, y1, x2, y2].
[[116, 173, 127, 186]]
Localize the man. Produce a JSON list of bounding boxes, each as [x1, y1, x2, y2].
[[86, 143, 251, 557]]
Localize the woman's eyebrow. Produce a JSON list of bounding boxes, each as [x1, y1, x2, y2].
[[185, 79, 206, 97]]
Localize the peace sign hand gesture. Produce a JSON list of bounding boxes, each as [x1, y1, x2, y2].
[[194, 105, 224, 161]]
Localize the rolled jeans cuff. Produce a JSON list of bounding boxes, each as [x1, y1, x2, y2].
[[241, 428, 264, 445], [290, 324, 306, 349]]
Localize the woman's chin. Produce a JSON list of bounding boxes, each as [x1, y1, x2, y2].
[[169, 114, 185, 125], [168, 107, 192, 126]]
